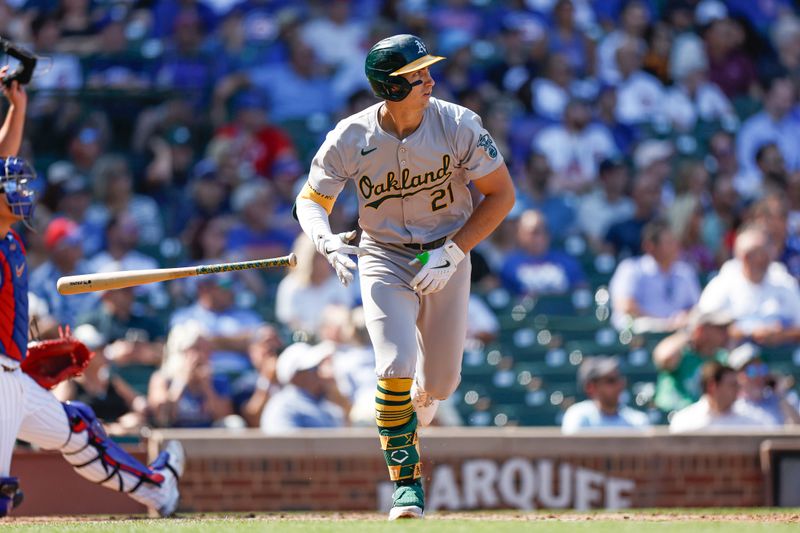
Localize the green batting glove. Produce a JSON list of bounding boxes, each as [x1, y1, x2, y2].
[[413, 251, 430, 266]]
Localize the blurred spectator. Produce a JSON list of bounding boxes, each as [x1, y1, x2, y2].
[[530, 53, 579, 122], [668, 196, 717, 274], [698, 225, 800, 346], [577, 158, 634, 251], [246, 39, 340, 122], [532, 98, 617, 193], [596, 0, 649, 85], [155, 9, 216, 109], [316, 305, 377, 426], [467, 294, 500, 345], [148, 321, 234, 428], [45, 162, 104, 257], [226, 180, 295, 260], [669, 361, 778, 432], [752, 143, 789, 198], [642, 20, 673, 84], [78, 287, 165, 367], [276, 235, 354, 334], [664, 36, 735, 132], [653, 308, 732, 413], [84, 15, 151, 91], [736, 77, 800, 178], [85, 154, 165, 247], [613, 37, 666, 126], [594, 85, 639, 155], [28, 13, 83, 99], [561, 356, 651, 434], [170, 273, 265, 375], [30, 217, 99, 328], [237, 324, 284, 427], [604, 173, 662, 256], [211, 90, 296, 179], [514, 151, 577, 239], [87, 213, 166, 307], [260, 342, 350, 434], [547, 0, 595, 78], [703, 12, 759, 99], [702, 174, 740, 262], [501, 209, 587, 297], [768, 14, 800, 87], [609, 218, 700, 331], [299, 0, 366, 70], [729, 343, 800, 425], [54, 324, 147, 435]]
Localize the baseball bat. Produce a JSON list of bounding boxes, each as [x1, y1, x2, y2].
[[56, 253, 297, 295]]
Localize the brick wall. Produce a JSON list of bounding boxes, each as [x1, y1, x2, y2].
[[145, 427, 800, 513]]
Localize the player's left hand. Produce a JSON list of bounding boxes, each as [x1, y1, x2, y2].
[[408, 240, 465, 295]]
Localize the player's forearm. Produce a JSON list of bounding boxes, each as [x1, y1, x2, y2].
[[295, 197, 333, 246], [452, 188, 515, 253], [0, 103, 25, 157]]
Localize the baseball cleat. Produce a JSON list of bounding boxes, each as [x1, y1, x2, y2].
[[388, 482, 424, 520], [152, 440, 185, 517], [411, 381, 439, 427]]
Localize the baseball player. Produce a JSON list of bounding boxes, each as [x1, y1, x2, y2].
[[0, 75, 184, 518], [295, 35, 515, 519]]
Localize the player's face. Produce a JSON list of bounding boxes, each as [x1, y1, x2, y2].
[[402, 67, 435, 106]]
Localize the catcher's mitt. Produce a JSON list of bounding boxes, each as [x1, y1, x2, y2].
[[21, 326, 94, 389]]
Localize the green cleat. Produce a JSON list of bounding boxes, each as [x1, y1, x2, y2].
[[388, 481, 424, 520]]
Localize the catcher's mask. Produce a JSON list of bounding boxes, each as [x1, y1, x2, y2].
[[0, 156, 37, 226], [365, 34, 445, 102]]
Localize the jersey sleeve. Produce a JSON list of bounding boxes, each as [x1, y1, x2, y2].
[[454, 109, 504, 182], [300, 129, 352, 214]]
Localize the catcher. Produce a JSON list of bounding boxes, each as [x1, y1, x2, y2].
[[0, 70, 183, 517]]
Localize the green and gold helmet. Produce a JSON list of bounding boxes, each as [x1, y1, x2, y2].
[[364, 34, 445, 102]]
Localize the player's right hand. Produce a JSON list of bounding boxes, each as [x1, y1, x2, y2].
[[316, 230, 367, 287]]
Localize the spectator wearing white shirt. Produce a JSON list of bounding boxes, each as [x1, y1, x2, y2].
[[614, 38, 666, 126], [533, 98, 617, 194], [561, 356, 651, 435], [275, 234, 354, 335], [531, 53, 578, 122], [609, 218, 700, 332], [669, 361, 778, 433], [698, 225, 800, 346]]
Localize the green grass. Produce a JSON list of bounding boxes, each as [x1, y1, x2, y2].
[[4, 510, 799, 533]]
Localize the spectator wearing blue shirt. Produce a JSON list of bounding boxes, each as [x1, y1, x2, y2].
[[147, 321, 234, 428], [226, 181, 295, 261], [736, 77, 800, 178], [561, 356, 651, 435], [501, 209, 586, 297], [609, 218, 700, 332], [169, 273, 265, 375], [260, 342, 351, 434], [30, 218, 99, 328]]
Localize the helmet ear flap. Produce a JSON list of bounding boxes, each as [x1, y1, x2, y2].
[[368, 76, 413, 102]]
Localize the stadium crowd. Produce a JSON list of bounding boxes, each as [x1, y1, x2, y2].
[[4, 0, 800, 435]]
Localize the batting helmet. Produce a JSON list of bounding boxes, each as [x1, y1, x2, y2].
[[365, 34, 445, 102], [0, 156, 37, 224]]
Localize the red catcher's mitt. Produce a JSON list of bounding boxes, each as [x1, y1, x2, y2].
[[21, 326, 94, 389]]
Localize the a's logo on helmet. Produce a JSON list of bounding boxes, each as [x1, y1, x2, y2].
[[415, 40, 426, 55]]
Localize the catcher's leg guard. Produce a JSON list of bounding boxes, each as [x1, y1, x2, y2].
[[376, 378, 424, 519], [60, 401, 181, 514], [0, 477, 23, 517]]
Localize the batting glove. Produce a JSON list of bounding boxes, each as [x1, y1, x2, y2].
[[408, 240, 465, 295], [315, 230, 367, 287]]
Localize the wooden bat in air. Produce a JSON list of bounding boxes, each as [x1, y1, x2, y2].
[[56, 254, 297, 295]]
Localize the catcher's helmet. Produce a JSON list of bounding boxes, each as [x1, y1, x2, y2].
[[365, 34, 445, 102], [0, 156, 36, 224]]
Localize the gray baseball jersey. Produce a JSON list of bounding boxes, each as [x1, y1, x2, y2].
[[303, 97, 503, 244], [301, 97, 504, 397]]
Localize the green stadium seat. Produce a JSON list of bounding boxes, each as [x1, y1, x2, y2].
[[112, 363, 157, 396]]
